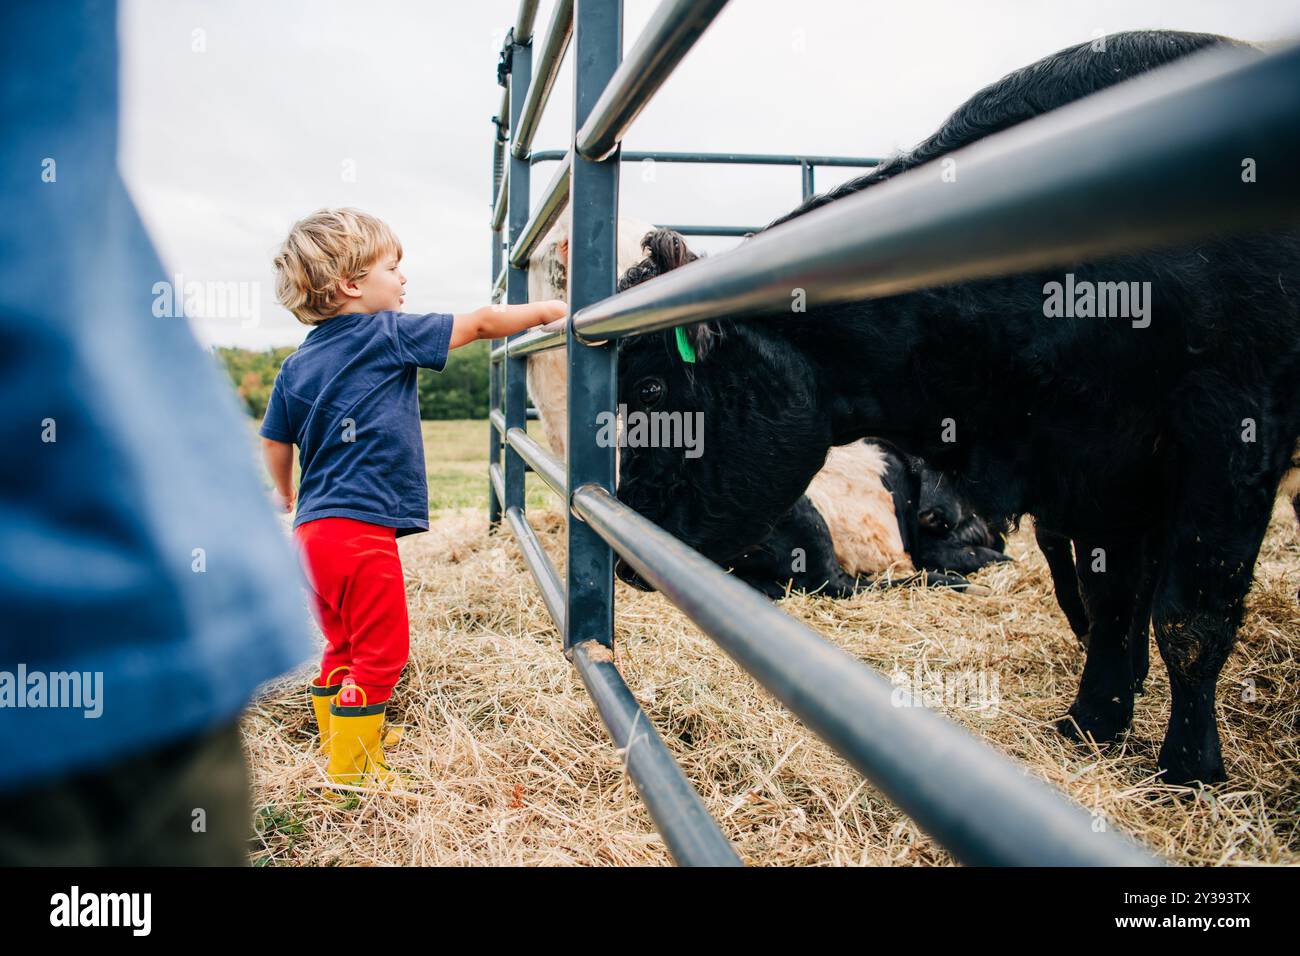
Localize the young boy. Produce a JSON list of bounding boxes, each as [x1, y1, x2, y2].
[[261, 207, 565, 791]]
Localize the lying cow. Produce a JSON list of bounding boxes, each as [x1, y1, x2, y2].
[[526, 217, 1006, 597], [611, 30, 1300, 785], [728, 436, 1008, 598]]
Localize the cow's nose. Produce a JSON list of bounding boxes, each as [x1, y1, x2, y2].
[[615, 558, 653, 592], [919, 509, 950, 534]]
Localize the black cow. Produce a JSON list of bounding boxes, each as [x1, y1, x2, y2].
[[612, 31, 1300, 785], [618, 234, 1008, 599]]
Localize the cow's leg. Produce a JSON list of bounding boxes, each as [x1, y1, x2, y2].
[[1147, 422, 1287, 786], [1056, 537, 1142, 745], [1035, 527, 1089, 646], [730, 497, 861, 599], [1293, 494, 1299, 603], [913, 537, 1010, 576], [850, 567, 974, 591], [1128, 544, 1158, 694], [736, 562, 861, 600], [1150, 511, 1272, 786]]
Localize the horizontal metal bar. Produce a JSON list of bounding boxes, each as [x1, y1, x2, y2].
[[489, 461, 505, 509], [575, 0, 730, 162], [661, 224, 757, 237], [504, 506, 565, 635], [509, 149, 572, 268], [572, 486, 1159, 868], [570, 484, 1158, 866], [491, 167, 509, 230], [502, 317, 567, 357], [506, 426, 566, 498], [490, 408, 506, 435], [570, 42, 1300, 342], [530, 148, 881, 168], [491, 405, 540, 421], [569, 639, 743, 866], [513, 0, 539, 44], [490, 343, 505, 363], [512, 0, 573, 160]]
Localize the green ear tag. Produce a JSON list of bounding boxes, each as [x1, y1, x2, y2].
[[675, 326, 697, 363]]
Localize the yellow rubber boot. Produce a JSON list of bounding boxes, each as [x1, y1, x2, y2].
[[326, 688, 395, 793], [309, 667, 351, 755]]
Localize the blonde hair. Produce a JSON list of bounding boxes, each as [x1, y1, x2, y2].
[[273, 208, 403, 325]]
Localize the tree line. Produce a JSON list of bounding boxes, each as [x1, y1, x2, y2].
[[215, 339, 490, 420]]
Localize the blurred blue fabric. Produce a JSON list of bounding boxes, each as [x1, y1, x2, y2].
[[0, 0, 313, 790]]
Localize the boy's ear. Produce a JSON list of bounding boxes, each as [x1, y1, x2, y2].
[[336, 276, 363, 301]]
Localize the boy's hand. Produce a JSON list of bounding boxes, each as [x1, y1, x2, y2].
[[273, 488, 295, 513], [450, 300, 568, 349]]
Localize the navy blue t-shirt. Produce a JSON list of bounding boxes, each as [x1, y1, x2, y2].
[[259, 311, 455, 536]]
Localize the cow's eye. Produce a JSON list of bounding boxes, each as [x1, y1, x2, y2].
[[636, 377, 664, 408]]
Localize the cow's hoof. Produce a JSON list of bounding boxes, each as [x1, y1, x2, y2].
[[1057, 696, 1133, 745], [1157, 741, 1226, 788]]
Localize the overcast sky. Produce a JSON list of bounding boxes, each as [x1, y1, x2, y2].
[[119, 0, 1299, 350]]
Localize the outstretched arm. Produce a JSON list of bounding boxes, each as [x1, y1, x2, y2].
[[449, 300, 567, 350], [260, 438, 295, 513]]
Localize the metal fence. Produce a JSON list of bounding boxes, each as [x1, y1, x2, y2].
[[485, 0, 1300, 866]]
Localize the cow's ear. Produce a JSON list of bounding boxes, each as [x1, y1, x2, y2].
[[688, 320, 723, 362], [557, 237, 569, 265], [643, 229, 699, 273]]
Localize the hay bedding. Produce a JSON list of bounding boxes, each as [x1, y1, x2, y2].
[[243, 501, 1299, 866]]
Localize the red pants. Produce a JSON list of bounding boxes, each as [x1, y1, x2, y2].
[[293, 517, 409, 705]]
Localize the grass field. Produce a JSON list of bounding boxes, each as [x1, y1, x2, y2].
[[419, 421, 554, 512]]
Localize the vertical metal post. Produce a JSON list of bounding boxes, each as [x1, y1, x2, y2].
[[488, 133, 506, 528], [565, 0, 621, 653], [504, 37, 533, 516], [800, 159, 814, 201]]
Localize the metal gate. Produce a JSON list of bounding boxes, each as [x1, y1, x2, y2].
[[484, 0, 1300, 865]]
